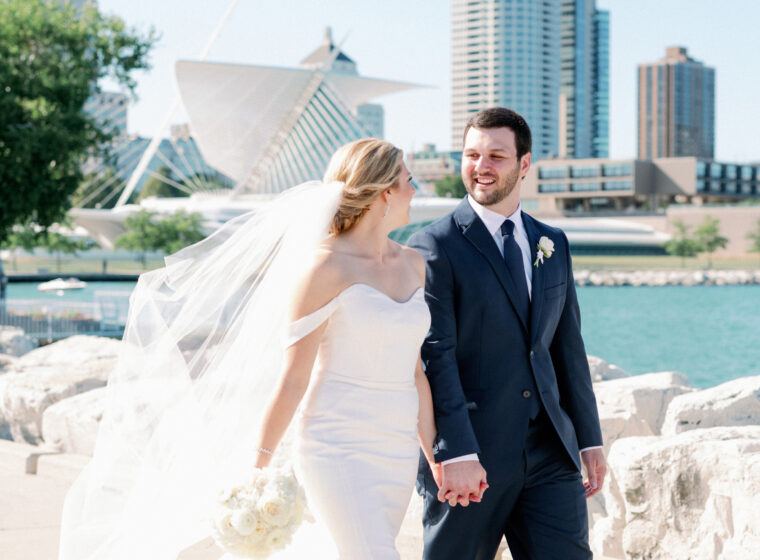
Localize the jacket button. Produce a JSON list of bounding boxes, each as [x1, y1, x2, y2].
[[522, 390, 532, 398], [530, 350, 535, 359]]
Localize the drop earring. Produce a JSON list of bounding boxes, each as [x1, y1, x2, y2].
[[384, 200, 390, 218]]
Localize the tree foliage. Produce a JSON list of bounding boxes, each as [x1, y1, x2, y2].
[[434, 175, 467, 198], [115, 210, 206, 265], [747, 218, 760, 253], [0, 0, 156, 243], [665, 220, 699, 266], [1, 221, 93, 272], [694, 215, 728, 268]]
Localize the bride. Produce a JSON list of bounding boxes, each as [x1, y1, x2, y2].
[[58, 139, 438, 559]]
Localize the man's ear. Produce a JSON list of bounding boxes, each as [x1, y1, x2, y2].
[[520, 152, 532, 180]]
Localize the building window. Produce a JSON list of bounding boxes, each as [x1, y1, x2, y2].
[[696, 161, 707, 178], [570, 165, 599, 178], [726, 165, 738, 180], [697, 179, 706, 192], [570, 182, 599, 192], [741, 166, 754, 180], [709, 163, 723, 179], [538, 183, 568, 193], [602, 181, 632, 191], [538, 166, 568, 179], [601, 163, 632, 177]]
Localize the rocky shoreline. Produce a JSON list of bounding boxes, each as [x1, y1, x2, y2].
[[575, 268, 760, 287], [1, 332, 759, 559]]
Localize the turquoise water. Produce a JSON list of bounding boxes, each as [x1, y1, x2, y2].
[[577, 285, 760, 388], [6, 281, 135, 302], [6, 282, 758, 389]]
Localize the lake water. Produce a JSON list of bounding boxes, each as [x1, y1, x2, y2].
[[6, 281, 759, 389]]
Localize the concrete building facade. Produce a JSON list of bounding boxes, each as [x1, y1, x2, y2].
[[638, 46, 716, 159]]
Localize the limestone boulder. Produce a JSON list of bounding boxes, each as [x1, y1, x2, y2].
[[661, 375, 760, 436], [41, 386, 107, 455], [0, 326, 36, 357], [0, 352, 17, 373], [0, 336, 120, 444], [587, 355, 630, 382], [603, 427, 760, 559], [593, 371, 693, 449]]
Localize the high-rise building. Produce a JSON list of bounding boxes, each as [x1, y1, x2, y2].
[[558, 0, 608, 158], [638, 46, 715, 159], [451, 1, 608, 160], [451, 0, 560, 158]]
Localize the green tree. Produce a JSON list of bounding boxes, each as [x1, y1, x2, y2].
[[39, 231, 91, 273], [115, 210, 206, 266], [694, 215, 728, 269], [746, 218, 760, 253], [665, 220, 699, 267], [0, 0, 155, 243], [114, 210, 160, 266], [138, 166, 189, 201], [1, 221, 93, 272], [434, 175, 467, 198], [1, 224, 41, 271]]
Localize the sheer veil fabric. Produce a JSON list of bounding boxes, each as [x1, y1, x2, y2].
[[59, 181, 344, 560]]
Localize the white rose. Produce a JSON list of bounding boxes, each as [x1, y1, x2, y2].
[[538, 236, 554, 254], [213, 510, 238, 539], [265, 527, 292, 550], [258, 494, 292, 527], [231, 510, 257, 535]]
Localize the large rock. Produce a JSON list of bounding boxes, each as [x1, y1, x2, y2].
[[41, 386, 107, 455], [0, 352, 17, 373], [594, 371, 693, 447], [0, 326, 36, 357], [588, 355, 631, 382], [588, 371, 694, 556], [0, 336, 120, 444], [602, 427, 760, 559], [661, 376, 760, 436]]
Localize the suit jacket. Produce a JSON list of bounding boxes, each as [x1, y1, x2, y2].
[[408, 199, 603, 483]]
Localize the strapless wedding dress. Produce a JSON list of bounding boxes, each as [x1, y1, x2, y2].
[[285, 283, 431, 559]]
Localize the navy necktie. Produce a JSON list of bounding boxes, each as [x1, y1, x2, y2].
[[500, 219, 530, 324]]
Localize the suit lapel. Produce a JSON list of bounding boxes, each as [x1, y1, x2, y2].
[[522, 212, 545, 345], [454, 200, 529, 334]]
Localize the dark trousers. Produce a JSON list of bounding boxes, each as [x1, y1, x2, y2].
[[421, 412, 591, 560]]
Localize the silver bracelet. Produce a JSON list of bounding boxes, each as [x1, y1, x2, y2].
[[257, 447, 273, 456]]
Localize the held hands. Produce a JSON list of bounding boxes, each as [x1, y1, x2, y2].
[[581, 447, 607, 499], [432, 460, 488, 507]]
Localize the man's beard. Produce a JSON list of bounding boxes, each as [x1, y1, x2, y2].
[[464, 164, 521, 207]]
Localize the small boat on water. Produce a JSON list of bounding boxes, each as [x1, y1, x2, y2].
[[37, 277, 88, 295]]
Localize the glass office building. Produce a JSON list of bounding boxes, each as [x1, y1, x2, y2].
[[451, 0, 608, 160]]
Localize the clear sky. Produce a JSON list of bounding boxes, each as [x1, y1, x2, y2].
[[97, 0, 760, 162]]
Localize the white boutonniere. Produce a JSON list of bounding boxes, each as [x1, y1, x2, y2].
[[533, 236, 555, 267]]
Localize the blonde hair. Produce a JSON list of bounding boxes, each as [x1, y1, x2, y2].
[[323, 139, 404, 235]]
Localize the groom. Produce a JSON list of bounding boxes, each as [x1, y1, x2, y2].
[[409, 107, 606, 559]]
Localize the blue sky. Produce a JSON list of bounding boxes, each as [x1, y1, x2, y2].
[[98, 0, 760, 162]]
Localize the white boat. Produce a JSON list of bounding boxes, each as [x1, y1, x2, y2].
[[38, 277, 88, 295]]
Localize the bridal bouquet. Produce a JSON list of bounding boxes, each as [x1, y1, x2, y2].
[[211, 468, 308, 558]]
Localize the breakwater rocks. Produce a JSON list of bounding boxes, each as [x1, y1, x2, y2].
[[1, 337, 759, 559], [575, 269, 760, 287]]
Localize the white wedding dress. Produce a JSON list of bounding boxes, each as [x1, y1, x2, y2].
[[286, 283, 430, 559]]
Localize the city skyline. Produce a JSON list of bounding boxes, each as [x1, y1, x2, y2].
[[96, 0, 760, 163]]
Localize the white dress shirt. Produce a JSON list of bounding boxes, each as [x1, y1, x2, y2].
[[441, 196, 600, 467]]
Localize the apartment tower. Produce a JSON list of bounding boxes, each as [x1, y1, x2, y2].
[[638, 46, 715, 159]]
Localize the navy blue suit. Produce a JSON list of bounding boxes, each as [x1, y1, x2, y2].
[[408, 199, 603, 559]]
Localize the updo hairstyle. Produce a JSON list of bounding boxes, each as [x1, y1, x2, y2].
[[323, 139, 404, 235]]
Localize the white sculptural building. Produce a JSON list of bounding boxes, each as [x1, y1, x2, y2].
[[73, 28, 455, 248]]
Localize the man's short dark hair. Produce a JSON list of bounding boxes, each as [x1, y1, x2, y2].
[[462, 107, 532, 159]]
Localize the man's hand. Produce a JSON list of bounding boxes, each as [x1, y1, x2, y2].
[[581, 448, 606, 498], [437, 460, 488, 507]]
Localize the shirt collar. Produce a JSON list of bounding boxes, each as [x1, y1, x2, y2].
[[466, 195, 524, 238]]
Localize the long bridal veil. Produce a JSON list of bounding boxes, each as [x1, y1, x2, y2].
[[59, 181, 344, 560]]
